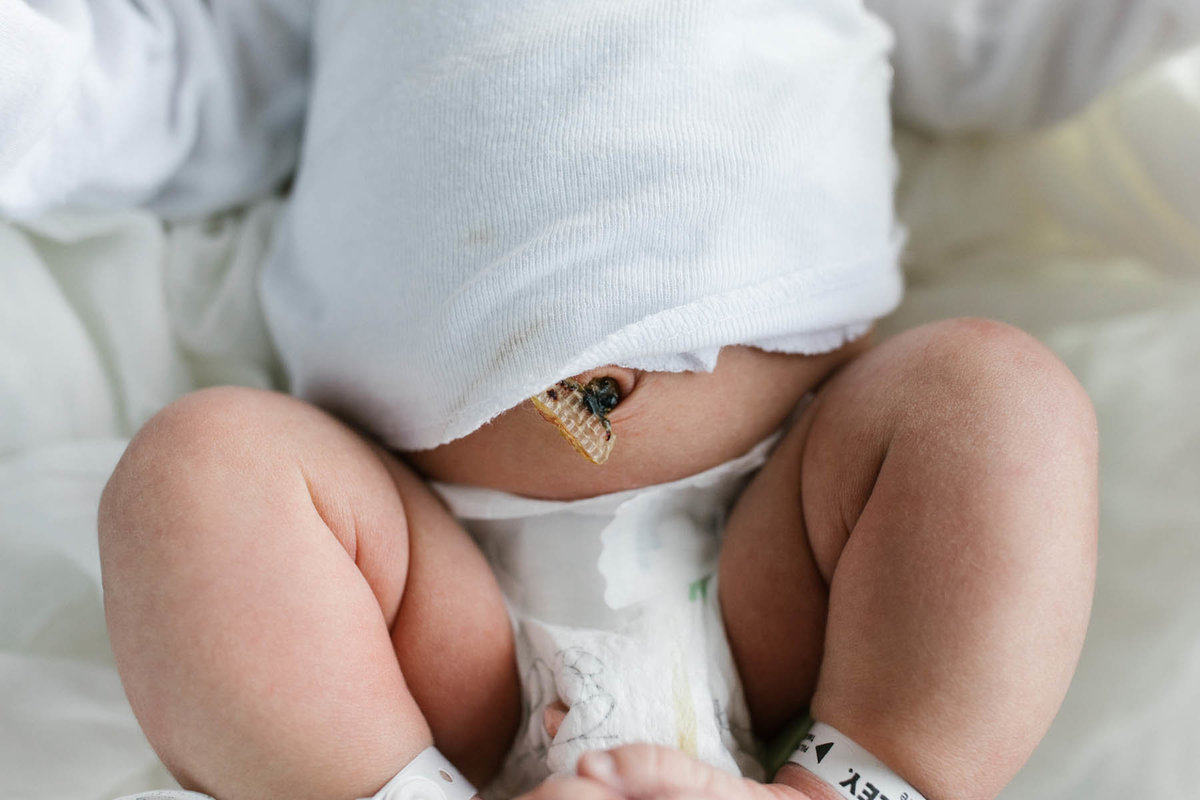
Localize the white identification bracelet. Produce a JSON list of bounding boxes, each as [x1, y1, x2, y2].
[[787, 722, 927, 800], [361, 747, 477, 800]]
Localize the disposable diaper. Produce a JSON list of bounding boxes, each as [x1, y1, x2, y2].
[[431, 435, 780, 798]]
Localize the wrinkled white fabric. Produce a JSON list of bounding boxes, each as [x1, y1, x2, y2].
[[0, 0, 311, 220], [866, 0, 1200, 132], [4, 1, 1199, 450]]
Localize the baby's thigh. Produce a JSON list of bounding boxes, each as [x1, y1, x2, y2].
[[101, 385, 493, 628], [99, 386, 518, 789], [717, 401, 828, 740]]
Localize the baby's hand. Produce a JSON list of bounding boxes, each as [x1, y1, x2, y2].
[[571, 744, 814, 800], [512, 774, 623, 800]]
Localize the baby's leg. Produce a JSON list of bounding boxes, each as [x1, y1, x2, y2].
[[719, 318, 1098, 800], [98, 387, 519, 800]]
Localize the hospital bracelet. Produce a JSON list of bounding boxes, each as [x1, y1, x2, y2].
[[787, 722, 928, 800], [360, 747, 477, 800]]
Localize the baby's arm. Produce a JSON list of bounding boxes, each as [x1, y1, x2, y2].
[[866, 0, 1200, 132], [0, 0, 312, 220]]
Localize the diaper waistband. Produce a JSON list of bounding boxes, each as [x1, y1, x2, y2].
[[430, 432, 780, 520], [430, 433, 781, 628]]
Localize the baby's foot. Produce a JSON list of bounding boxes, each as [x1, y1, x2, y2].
[[576, 744, 838, 800]]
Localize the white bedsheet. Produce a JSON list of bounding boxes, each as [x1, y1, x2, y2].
[[2, 49, 1199, 799]]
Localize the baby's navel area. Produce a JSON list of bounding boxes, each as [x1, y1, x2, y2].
[[403, 339, 869, 500]]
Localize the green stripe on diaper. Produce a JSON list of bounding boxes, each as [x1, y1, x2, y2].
[[760, 711, 814, 779]]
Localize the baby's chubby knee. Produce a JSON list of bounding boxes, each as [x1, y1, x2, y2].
[[102, 387, 285, 507], [882, 318, 1100, 565], [889, 317, 1098, 459], [99, 387, 341, 558], [117, 385, 308, 471], [813, 317, 1100, 572], [96, 388, 310, 688]]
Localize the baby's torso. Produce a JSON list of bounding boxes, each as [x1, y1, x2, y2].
[[407, 343, 864, 499]]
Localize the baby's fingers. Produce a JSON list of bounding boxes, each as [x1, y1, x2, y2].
[[577, 744, 746, 799], [515, 775, 626, 800]]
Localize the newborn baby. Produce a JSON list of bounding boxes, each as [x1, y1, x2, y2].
[[3, 2, 1198, 799]]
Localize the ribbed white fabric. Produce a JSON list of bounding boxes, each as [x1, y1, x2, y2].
[[260, 0, 903, 449], [4, 0, 1198, 450]]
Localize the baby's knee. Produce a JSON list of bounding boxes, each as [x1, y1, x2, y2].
[[894, 317, 1097, 456], [118, 385, 306, 474], [894, 319, 1099, 558], [99, 387, 308, 555]]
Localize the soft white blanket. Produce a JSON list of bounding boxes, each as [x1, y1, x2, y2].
[[2, 50, 1199, 799]]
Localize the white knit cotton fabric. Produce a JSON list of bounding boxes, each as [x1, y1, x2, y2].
[[5, 1, 1199, 451], [261, 0, 903, 450]]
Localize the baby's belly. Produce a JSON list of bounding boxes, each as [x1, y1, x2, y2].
[[404, 340, 868, 500]]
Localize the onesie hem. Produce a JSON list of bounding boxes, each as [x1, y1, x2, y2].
[[397, 243, 903, 453]]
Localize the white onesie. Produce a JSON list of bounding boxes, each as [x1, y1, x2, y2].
[[3, 0, 1198, 450]]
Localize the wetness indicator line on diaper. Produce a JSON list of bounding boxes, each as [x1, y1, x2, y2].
[[788, 722, 927, 800]]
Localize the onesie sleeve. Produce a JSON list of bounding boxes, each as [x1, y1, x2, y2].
[[0, 0, 313, 220], [865, 0, 1200, 133]]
